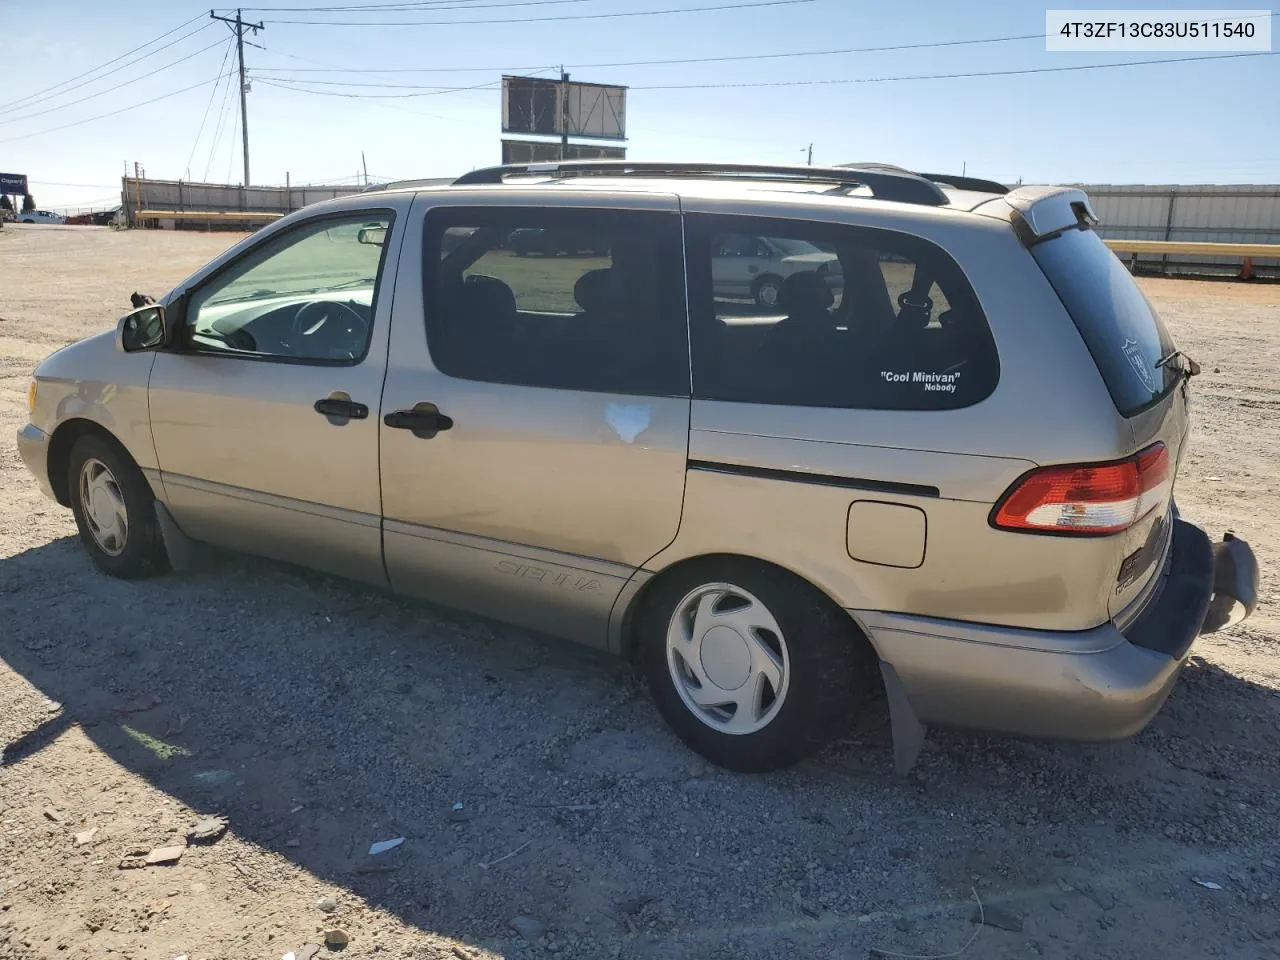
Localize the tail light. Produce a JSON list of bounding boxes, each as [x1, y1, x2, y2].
[[991, 443, 1170, 536]]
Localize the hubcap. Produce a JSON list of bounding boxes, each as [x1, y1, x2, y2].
[[666, 583, 790, 735], [79, 458, 129, 557], [758, 282, 780, 307]]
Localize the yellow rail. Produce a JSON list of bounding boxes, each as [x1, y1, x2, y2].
[[1104, 239, 1280, 258], [135, 209, 283, 222]]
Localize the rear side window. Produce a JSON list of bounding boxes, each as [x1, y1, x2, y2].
[[423, 207, 689, 396], [1032, 228, 1179, 416], [686, 215, 998, 411]]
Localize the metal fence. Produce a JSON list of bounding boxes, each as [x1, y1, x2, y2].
[[121, 177, 365, 229], [1076, 183, 1280, 278]]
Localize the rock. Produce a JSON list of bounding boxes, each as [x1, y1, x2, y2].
[[323, 929, 349, 949], [511, 916, 546, 941], [188, 817, 227, 843], [43, 807, 66, 823], [144, 845, 185, 866], [972, 904, 1023, 933], [1082, 885, 1116, 910], [191, 770, 234, 790], [74, 828, 99, 846], [316, 895, 338, 914], [299, 946, 321, 960]]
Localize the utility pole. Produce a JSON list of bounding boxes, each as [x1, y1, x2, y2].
[[211, 8, 264, 187], [361, 151, 369, 187], [806, 143, 813, 166], [559, 68, 570, 161]]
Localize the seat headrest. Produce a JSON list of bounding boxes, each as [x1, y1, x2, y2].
[[780, 271, 834, 315], [574, 268, 621, 315], [460, 275, 517, 323]]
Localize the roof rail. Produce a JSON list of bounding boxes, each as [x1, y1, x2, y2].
[[837, 162, 1008, 196], [915, 172, 1010, 195], [451, 161, 950, 207]]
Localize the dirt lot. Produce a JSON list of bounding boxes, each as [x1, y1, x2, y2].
[[1, 225, 1279, 960]]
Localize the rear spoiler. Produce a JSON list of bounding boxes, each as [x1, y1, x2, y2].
[[972, 186, 1099, 246]]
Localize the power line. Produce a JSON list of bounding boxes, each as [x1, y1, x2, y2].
[[254, 64, 556, 98], [0, 72, 234, 145], [0, 37, 229, 126], [205, 69, 240, 180], [251, 29, 1049, 74], [0, 20, 215, 118], [263, 0, 813, 26], [626, 50, 1280, 90], [186, 40, 239, 177], [246, 0, 590, 10]]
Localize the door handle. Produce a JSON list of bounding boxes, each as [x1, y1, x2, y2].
[[383, 402, 453, 439], [314, 397, 369, 420]]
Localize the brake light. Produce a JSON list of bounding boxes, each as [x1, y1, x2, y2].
[[992, 443, 1170, 535]]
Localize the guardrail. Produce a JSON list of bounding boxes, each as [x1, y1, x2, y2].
[[135, 209, 283, 223], [1104, 239, 1280, 280]]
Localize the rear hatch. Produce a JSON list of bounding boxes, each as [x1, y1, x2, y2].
[[1030, 227, 1192, 621]]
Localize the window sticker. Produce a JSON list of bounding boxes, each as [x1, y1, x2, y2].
[[879, 370, 962, 394], [1122, 338, 1157, 393]]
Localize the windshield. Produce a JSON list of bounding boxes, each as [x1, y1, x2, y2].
[[768, 237, 827, 257], [1032, 228, 1180, 415]]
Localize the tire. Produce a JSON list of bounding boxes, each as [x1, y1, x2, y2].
[[752, 275, 784, 309], [639, 558, 873, 772], [67, 433, 168, 579]]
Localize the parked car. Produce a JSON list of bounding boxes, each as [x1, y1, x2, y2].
[[712, 233, 842, 308], [18, 209, 66, 225], [16, 161, 1258, 773], [507, 226, 607, 257]]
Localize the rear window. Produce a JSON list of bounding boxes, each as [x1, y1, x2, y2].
[[1032, 229, 1179, 416]]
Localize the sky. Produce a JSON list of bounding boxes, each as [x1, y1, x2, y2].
[[1, 1, 1277, 211]]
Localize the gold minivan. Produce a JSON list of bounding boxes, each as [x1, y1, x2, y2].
[[17, 162, 1258, 772]]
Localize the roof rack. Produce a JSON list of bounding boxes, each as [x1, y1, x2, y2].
[[837, 162, 1009, 196], [451, 161, 950, 207]]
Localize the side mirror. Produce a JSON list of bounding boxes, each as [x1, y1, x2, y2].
[[117, 304, 166, 352], [357, 225, 387, 246]]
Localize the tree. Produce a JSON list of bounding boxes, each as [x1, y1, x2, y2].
[[21, 194, 35, 212], [0, 195, 12, 212]]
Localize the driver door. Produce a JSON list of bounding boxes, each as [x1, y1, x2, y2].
[[148, 207, 404, 585]]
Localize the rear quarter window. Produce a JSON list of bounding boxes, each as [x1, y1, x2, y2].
[[686, 215, 998, 411], [1032, 229, 1179, 416]]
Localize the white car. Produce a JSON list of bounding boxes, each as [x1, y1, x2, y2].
[[18, 209, 66, 225]]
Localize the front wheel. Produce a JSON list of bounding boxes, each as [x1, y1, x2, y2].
[[68, 434, 168, 579], [640, 559, 872, 772]]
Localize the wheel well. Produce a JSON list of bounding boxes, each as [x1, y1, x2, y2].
[[619, 552, 878, 664], [46, 419, 131, 506], [751, 273, 783, 292]]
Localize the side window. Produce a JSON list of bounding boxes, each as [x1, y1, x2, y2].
[[424, 207, 689, 396], [184, 213, 393, 364], [688, 215, 998, 411]]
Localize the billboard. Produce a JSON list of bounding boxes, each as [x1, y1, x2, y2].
[[502, 76, 626, 141], [501, 140, 626, 164], [0, 172, 28, 195]]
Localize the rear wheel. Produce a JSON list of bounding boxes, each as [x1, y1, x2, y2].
[[640, 559, 872, 771], [68, 434, 168, 579], [752, 275, 784, 309]]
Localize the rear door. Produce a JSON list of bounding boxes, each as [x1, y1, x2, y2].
[[1031, 227, 1190, 619], [378, 193, 691, 647]]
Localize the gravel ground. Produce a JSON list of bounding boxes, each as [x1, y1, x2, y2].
[[1, 225, 1279, 960]]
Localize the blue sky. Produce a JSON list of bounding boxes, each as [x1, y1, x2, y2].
[[2, 1, 1277, 210]]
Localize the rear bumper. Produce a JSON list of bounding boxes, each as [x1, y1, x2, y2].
[[857, 518, 1258, 741], [16, 423, 56, 502]]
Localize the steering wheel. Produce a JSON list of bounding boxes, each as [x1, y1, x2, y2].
[[288, 300, 369, 360]]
